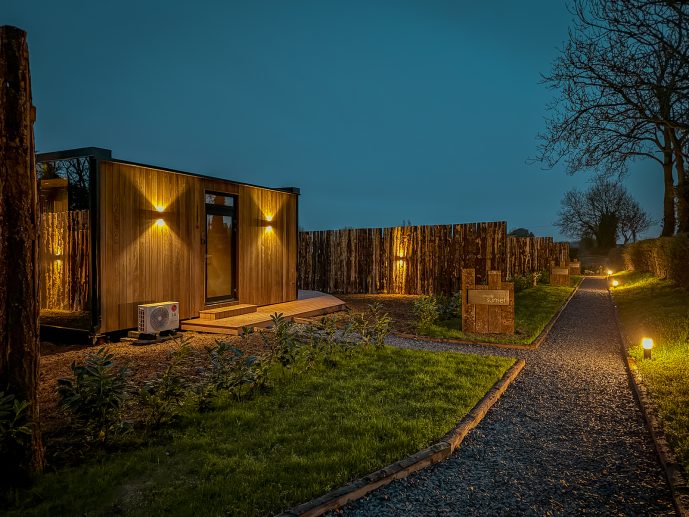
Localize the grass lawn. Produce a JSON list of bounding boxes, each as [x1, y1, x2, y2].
[[420, 276, 582, 345], [611, 271, 689, 478], [7, 347, 514, 517]]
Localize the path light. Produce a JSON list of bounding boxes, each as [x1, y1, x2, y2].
[[607, 269, 613, 276], [642, 337, 653, 360], [612, 279, 619, 287]]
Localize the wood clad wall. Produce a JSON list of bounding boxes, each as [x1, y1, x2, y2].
[[99, 161, 297, 332], [298, 224, 571, 295]]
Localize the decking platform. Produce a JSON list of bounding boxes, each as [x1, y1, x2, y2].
[[181, 291, 346, 334]]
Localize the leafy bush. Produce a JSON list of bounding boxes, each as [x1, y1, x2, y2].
[[203, 341, 265, 402], [0, 391, 32, 469], [412, 295, 438, 331], [351, 302, 392, 347], [510, 275, 532, 293], [435, 292, 462, 320], [624, 234, 689, 289], [57, 348, 130, 442], [138, 338, 191, 430]]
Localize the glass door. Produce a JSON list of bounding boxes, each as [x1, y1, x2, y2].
[[205, 192, 237, 303]]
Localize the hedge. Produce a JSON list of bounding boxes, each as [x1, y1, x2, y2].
[[623, 234, 689, 289]]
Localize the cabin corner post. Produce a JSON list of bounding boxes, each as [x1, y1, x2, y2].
[[88, 155, 101, 336]]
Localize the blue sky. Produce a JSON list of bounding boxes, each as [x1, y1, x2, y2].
[[4, 0, 663, 238]]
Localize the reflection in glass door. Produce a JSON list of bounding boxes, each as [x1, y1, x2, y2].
[[205, 193, 237, 302]]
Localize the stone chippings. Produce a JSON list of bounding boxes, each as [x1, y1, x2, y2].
[[338, 278, 675, 516]]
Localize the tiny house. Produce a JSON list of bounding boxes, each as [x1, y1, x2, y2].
[[37, 147, 299, 335]]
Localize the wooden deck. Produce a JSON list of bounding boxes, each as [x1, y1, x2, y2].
[[181, 291, 346, 334]]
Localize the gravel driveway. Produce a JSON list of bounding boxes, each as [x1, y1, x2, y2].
[[339, 277, 675, 516]]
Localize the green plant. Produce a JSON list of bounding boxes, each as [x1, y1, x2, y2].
[[138, 338, 191, 431], [269, 313, 300, 369], [203, 341, 265, 402], [436, 292, 462, 320], [0, 391, 32, 468], [412, 295, 439, 331], [57, 348, 130, 443], [510, 274, 532, 293], [352, 301, 392, 347]]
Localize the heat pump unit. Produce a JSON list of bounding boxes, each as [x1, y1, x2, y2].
[[138, 302, 180, 334]]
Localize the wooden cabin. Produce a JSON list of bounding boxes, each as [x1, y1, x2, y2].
[[37, 147, 299, 335]]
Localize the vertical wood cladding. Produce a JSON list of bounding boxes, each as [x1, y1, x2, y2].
[[98, 161, 297, 332]]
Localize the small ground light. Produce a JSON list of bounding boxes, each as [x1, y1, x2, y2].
[[607, 269, 613, 276], [642, 337, 653, 359], [612, 279, 619, 287]]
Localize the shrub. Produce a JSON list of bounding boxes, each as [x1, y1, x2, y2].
[[351, 301, 392, 347], [0, 391, 32, 471], [138, 338, 191, 431], [436, 292, 462, 320], [412, 295, 439, 331], [623, 234, 689, 289], [57, 348, 130, 442], [510, 275, 532, 293], [203, 341, 265, 401]]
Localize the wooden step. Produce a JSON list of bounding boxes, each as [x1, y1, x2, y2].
[[199, 304, 257, 320]]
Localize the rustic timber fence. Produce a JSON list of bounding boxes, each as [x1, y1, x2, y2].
[[39, 210, 89, 311], [506, 236, 570, 278], [298, 221, 570, 295]]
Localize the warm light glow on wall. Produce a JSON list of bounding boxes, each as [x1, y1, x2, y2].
[[155, 218, 166, 227], [155, 204, 165, 213]]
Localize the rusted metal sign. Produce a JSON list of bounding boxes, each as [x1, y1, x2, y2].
[[467, 289, 510, 306]]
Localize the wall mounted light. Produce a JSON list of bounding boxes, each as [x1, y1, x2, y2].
[[155, 218, 166, 227], [642, 337, 653, 359], [261, 214, 274, 232], [155, 204, 165, 213]]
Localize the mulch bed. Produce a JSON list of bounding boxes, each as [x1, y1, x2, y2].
[[38, 331, 269, 467], [337, 294, 420, 334]]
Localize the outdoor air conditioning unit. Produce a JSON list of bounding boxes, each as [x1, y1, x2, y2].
[[138, 301, 179, 334]]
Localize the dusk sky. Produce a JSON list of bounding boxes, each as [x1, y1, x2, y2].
[[5, 0, 663, 239]]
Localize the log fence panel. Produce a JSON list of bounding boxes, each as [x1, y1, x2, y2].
[[298, 222, 569, 295]]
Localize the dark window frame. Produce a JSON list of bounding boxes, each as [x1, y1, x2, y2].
[[204, 191, 238, 304]]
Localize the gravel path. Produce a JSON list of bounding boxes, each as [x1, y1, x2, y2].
[[340, 277, 675, 516]]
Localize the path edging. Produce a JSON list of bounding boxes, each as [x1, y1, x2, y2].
[[392, 279, 582, 351], [609, 292, 689, 517], [277, 358, 526, 517]]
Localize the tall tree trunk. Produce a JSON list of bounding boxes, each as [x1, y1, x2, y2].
[[661, 126, 676, 236], [669, 128, 688, 233], [0, 26, 44, 475]]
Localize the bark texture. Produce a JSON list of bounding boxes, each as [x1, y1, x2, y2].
[[661, 128, 676, 236], [0, 25, 44, 473]]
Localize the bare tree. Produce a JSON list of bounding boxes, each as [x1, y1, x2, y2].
[[556, 177, 651, 249], [537, 0, 689, 235]]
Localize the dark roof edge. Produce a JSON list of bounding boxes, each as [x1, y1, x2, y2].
[[35, 148, 299, 196], [36, 147, 112, 161]]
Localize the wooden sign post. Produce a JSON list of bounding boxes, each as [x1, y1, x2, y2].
[[550, 261, 570, 286], [568, 260, 581, 275], [461, 269, 514, 334]]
